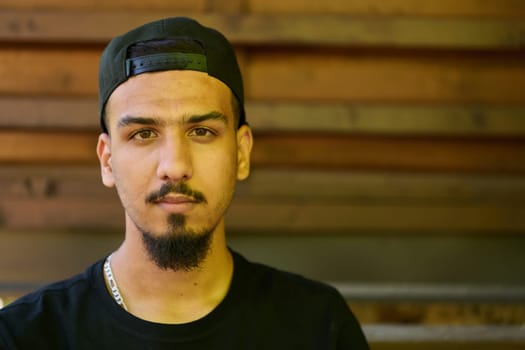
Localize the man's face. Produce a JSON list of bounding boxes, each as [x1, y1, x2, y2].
[[96, 70, 252, 269]]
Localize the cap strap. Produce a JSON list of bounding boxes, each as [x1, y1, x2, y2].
[[125, 52, 207, 77]]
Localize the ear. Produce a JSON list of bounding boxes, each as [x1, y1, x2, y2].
[[236, 125, 253, 181], [96, 133, 115, 188]]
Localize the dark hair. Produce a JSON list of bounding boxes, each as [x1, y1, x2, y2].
[[101, 38, 241, 131]]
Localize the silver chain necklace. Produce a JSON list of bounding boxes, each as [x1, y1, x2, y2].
[[103, 254, 128, 311]]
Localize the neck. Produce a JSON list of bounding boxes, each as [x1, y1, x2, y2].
[[106, 219, 233, 324]]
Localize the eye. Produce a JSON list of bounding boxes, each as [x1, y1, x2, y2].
[[188, 127, 215, 138], [131, 129, 158, 141]]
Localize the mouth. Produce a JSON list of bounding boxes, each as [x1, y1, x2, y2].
[[154, 195, 199, 205], [153, 195, 199, 214]]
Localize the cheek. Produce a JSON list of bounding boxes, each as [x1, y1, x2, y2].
[[195, 146, 238, 191], [111, 150, 154, 200]]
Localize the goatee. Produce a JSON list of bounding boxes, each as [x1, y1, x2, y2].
[[140, 213, 213, 271]]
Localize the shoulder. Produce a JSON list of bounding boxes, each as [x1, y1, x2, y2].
[[0, 260, 103, 334], [232, 251, 346, 308], [231, 251, 369, 348]]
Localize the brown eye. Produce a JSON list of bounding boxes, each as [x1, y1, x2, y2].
[[132, 129, 157, 140], [189, 127, 214, 137], [194, 128, 209, 136]]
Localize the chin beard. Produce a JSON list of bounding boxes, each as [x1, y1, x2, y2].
[[140, 214, 214, 272]]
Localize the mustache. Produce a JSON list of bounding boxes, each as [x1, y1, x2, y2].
[[146, 182, 207, 204]]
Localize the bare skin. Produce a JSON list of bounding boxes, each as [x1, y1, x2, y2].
[[96, 70, 253, 324]]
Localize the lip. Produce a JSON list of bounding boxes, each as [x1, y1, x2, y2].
[[153, 195, 198, 214], [156, 195, 197, 204]]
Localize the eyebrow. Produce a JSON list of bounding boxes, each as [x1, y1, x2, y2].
[[117, 112, 228, 129], [117, 116, 164, 128], [185, 112, 228, 125]]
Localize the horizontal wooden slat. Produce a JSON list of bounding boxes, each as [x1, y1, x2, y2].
[[0, 230, 121, 285], [2, 0, 524, 18], [226, 235, 525, 284], [0, 97, 96, 129], [0, 11, 354, 47], [0, 11, 524, 49], [248, 0, 525, 17], [0, 131, 96, 163], [337, 284, 525, 302], [351, 302, 525, 325], [365, 325, 525, 349], [228, 201, 525, 232], [248, 52, 525, 103], [213, 16, 525, 49], [0, 0, 244, 13], [0, 130, 524, 173], [1, 49, 524, 103], [248, 103, 525, 136], [235, 171, 525, 205], [0, 49, 98, 96], [0, 0, 206, 11], [2, 97, 525, 137], [370, 342, 525, 350], [251, 134, 525, 173]]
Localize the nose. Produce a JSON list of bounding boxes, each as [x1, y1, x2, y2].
[[156, 135, 193, 182]]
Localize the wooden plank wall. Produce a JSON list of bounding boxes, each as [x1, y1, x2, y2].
[[0, 1, 525, 348]]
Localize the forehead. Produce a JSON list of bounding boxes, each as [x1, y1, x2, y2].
[[105, 70, 233, 125]]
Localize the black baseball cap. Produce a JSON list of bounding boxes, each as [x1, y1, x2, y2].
[[98, 17, 246, 132]]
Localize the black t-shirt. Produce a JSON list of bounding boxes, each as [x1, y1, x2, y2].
[[0, 251, 368, 349]]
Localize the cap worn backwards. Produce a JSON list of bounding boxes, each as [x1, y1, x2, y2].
[[98, 17, 245, 132]]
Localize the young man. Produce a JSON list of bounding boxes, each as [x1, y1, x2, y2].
[[0, 17, 369, 349]]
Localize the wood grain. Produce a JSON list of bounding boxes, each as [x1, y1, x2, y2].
[[247, 0, 525, 17], [351, 302, 525, 325], [370, 343, 525, 350], [0, 0, 206, 11], [251, 134, 525, 173], [248, 103, 525, 136], [0, 11, 524, 48], [248, 52, 525, 103], [0, 49, 98, 96], [2, 0, 525, 18]]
